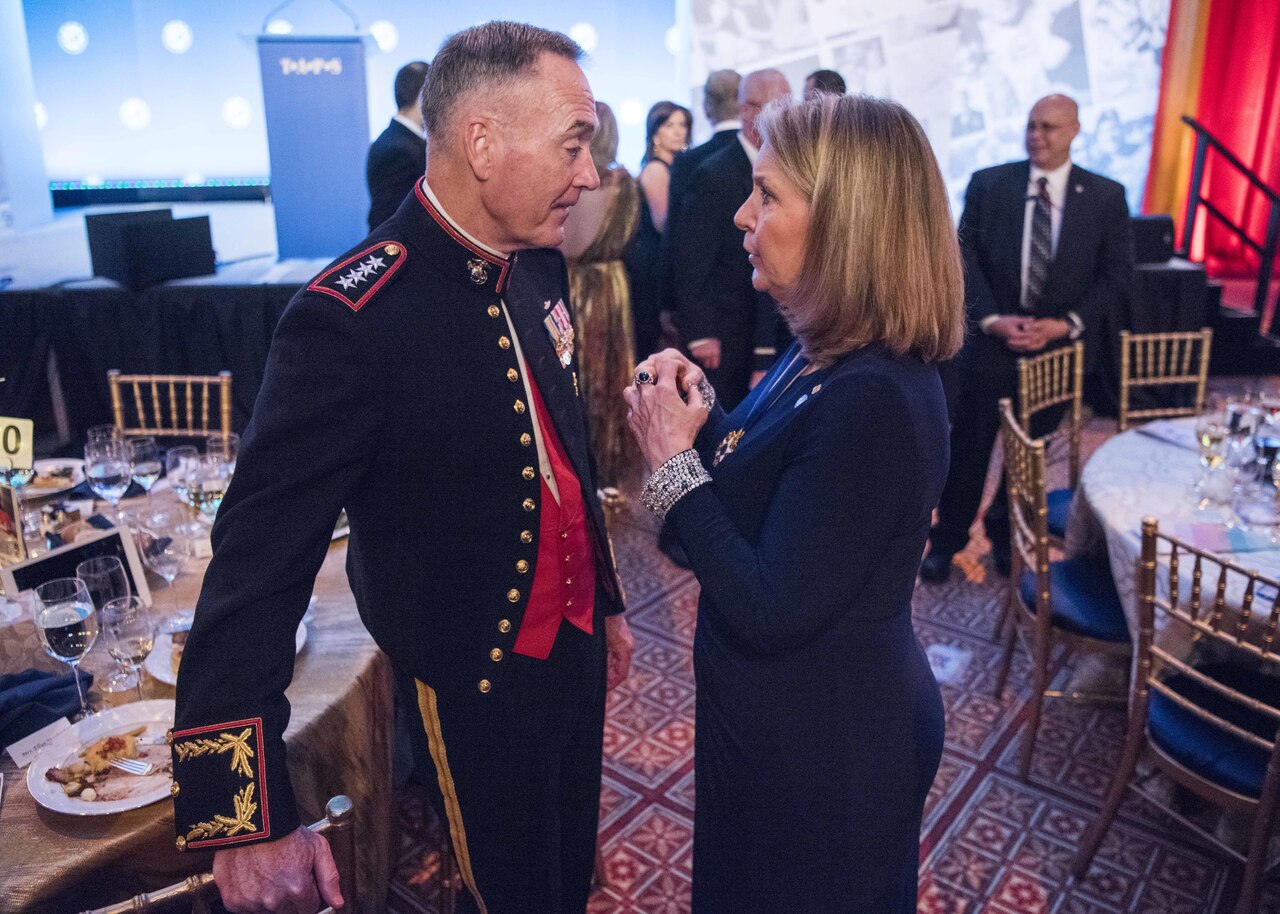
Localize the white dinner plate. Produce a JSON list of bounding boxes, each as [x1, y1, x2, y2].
[[28, 458, 85, 498], [145, 621, 307, 687], [27, 699, 175, 816]]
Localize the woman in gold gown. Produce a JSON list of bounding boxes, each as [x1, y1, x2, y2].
[[560, 101, 641, 488]]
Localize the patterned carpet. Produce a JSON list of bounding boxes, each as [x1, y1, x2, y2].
[[386, 389, 1280, 914]]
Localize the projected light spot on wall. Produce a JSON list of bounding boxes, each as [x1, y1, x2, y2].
[[370, 20, 399, 53], [265, 19, 293, 35], [161, 20, 194, 55], [619, 98, 645, 128], [84, 174, 104, 187], [57, 21, 88, 55], [119, 98, 151, 131], [221, 97, 253, 130], [569, 23, 598, 54], [183, 172, 206, 186], [664, 26, 681, 56], [34, 102, 47, 130]]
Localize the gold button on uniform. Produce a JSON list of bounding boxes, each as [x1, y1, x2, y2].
[[520, 433, 532, 447], [507, 368, 519, 382], [520, 530, 533, 543], [523, 498, 536, 512], [507, 588, 520, 602], [490, 648, 504, 662], [498, 336, 511, 350], [487, 305, 501, 318], [498, 619, 512, 633], [516, 560, 529, 573], [478, 679, 492, 693], [514, 400, 526, 415], [522, 466, 535, 480]]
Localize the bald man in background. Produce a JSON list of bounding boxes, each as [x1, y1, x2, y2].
[[921, 94, 1133, 582], [668, 68, 792, 410]]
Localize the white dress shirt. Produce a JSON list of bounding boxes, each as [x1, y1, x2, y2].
[[393, 113, 424, 137]]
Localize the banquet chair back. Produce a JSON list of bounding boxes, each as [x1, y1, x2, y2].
[[108, 370, 232, 439], [78, 794, 358, 914], [995, 399, 1130, 780], [1017, 341, 1084, 488], [1072, 519, 1280, 914], [1117, 328, 1212, 430]]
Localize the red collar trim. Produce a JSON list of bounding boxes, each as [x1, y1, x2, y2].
[[414, 182, 511, 293]]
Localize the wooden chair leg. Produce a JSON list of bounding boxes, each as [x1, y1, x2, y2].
[[1071, 731, 1144, 880], [1018, 628, 1051, 782], [1235, 757, 1280, 914]]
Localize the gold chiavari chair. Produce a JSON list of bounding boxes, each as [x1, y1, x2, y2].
[[1118, 328, 1213, 431], [108, 369, 233, 439], [1072, 519, 1280, 914], [79, 795, 358, 914], [994, 399, 1131, 780], [1017, 341, 1084, 545]]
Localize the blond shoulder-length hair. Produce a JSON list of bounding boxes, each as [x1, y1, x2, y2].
[[757, 94, 964, 364]]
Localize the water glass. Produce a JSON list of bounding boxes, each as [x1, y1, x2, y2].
[[206, 432, 239, 472], [1234, 483, 1280, 544], [76, 555, 135, 693], [1194, 412, 1229, 494], [143, 514, 194, 632], [85, 439, 131, 524], [165, 445, 205, 537], [102, 596, 156, 702], [0, 464, 37, 549], [86, 424, 123, 445], [128, 437, 163, 519], [189, 453, 231, 519], [1225, 393, 1259, 440], [34, 578, 99, 720], [1254, 418, 1280, 483]]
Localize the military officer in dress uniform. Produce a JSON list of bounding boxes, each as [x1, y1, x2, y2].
[[170, 22, 633, 914]]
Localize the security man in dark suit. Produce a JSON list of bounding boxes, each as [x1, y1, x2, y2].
[[365, 60, 429, 231], [669, 68, 791, 410], [171, 23, 632, 914], [920, 94, 1133, 581]]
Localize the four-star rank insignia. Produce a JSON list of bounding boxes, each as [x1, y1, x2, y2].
[[308, 242, 406, 312]]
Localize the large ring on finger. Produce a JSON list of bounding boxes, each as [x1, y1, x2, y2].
[[633, 369, 656, 386]]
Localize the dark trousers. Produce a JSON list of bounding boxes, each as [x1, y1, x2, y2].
[[930, 360, 1068, 562], [400, 619, 607, 914]]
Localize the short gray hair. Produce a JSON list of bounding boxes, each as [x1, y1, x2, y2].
[[422, 21, 583, 139], [704, 69, 740, 123]]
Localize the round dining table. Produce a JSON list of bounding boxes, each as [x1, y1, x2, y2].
[[0, 491, 394, 914], [1066, 416, 1280, 648]]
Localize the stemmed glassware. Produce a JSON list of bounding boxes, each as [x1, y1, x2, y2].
[[0, 463, 37, 550], [128, 437, 163, 522], [76, 555, 136, 693], [142, 511, 194, 633], [102, 596, 156, 701], [164, 445, 205, 538], [188, 453, 231, 519], [34, 578, 99, 721], [85, 439, 131, 525], [206, 432, 239, 475]]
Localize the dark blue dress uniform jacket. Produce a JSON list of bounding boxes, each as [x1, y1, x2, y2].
[[169, 185, 623, 852]]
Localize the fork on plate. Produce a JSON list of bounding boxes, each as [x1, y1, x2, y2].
[[108, 756, 156, 776]]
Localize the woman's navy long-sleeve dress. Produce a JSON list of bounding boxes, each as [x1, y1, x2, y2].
[[665, 342, 948, 913]]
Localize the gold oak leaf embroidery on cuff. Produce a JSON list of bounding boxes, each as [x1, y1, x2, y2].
[[174, 727, 255, 778], [186, 783, 259, 842]]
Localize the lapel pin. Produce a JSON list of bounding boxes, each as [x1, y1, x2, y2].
[[795, 394, 809, 408], [811, 384, 822, 394]]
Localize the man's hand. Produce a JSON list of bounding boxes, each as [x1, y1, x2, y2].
[[1008, 317, 1071, 352], [987, 315, 1030, 343], [213, 826, 343, 914], [688, 339, 721, 370], [605, 614, 633, 691]]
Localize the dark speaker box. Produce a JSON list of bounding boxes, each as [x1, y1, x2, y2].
[[1131, 214, 1175, 264], [85, 209, 216, 290]]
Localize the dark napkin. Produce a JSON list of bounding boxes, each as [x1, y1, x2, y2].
[[0, 668, 94, 748], [66, 480, 146, 500]]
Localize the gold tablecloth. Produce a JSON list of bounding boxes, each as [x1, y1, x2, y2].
[[0, 502, 394, 914]]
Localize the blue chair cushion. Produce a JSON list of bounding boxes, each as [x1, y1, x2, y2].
[[1018, 556, 1130, 643], [1046, 487, 1074, 538], [1148, 662, 1280, 798]]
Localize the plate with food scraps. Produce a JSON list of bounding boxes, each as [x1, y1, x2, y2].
[[29, 458, 85, 497], [146, 620, 307, 687], [27, 699, 175, 815]]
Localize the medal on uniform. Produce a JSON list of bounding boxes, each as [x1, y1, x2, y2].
[[543, 299, 574, 368], [713, 429, 744, 466]]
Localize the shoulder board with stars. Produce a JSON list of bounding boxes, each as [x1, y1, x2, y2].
[[308, 242, 406, 313]]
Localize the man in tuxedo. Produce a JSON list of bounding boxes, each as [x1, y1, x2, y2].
[[365, 60, 429, 231], [920, 93, 1133, 581], [670, 68, 791, 409]]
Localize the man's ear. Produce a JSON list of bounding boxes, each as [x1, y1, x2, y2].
[[462, 117, 496, 182]]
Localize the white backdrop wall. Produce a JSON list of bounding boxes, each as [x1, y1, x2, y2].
[[684, 0, 1170, 215]]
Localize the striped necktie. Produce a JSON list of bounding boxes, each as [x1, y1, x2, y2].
[[1025, 176, 1052, 309]]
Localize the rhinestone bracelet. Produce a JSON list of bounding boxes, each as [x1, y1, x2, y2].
[[641, 449, 712, 521]]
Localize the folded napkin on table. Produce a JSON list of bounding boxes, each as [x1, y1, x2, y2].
[[0, 669, 94, 748], [66, 480, 146, 500]]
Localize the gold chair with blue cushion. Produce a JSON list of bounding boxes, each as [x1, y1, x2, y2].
[[1017, 341, 1083, 543], [1072, 518, 1280, 914], [993, 398, 1131, 781]]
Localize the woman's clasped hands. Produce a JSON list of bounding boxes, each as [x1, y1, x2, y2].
[[623, 348, 711, 472]]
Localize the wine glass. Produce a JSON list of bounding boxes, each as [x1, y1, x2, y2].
[[85, 439, 131, 525], [1194, 411, 1228, 491], [76, 555, 135, 693], [86, 424, 122, 445], [0, 464, 37, 549], [102, 596, 156, 702], [128, 437, 163, 520], [1254, 417, 1280, 483], [142, 513, 194, 633], [188, 453, 231, 519], [165, 445, 205, 538], [206, 432, 239, 474], [34, 578, 99, 721]]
